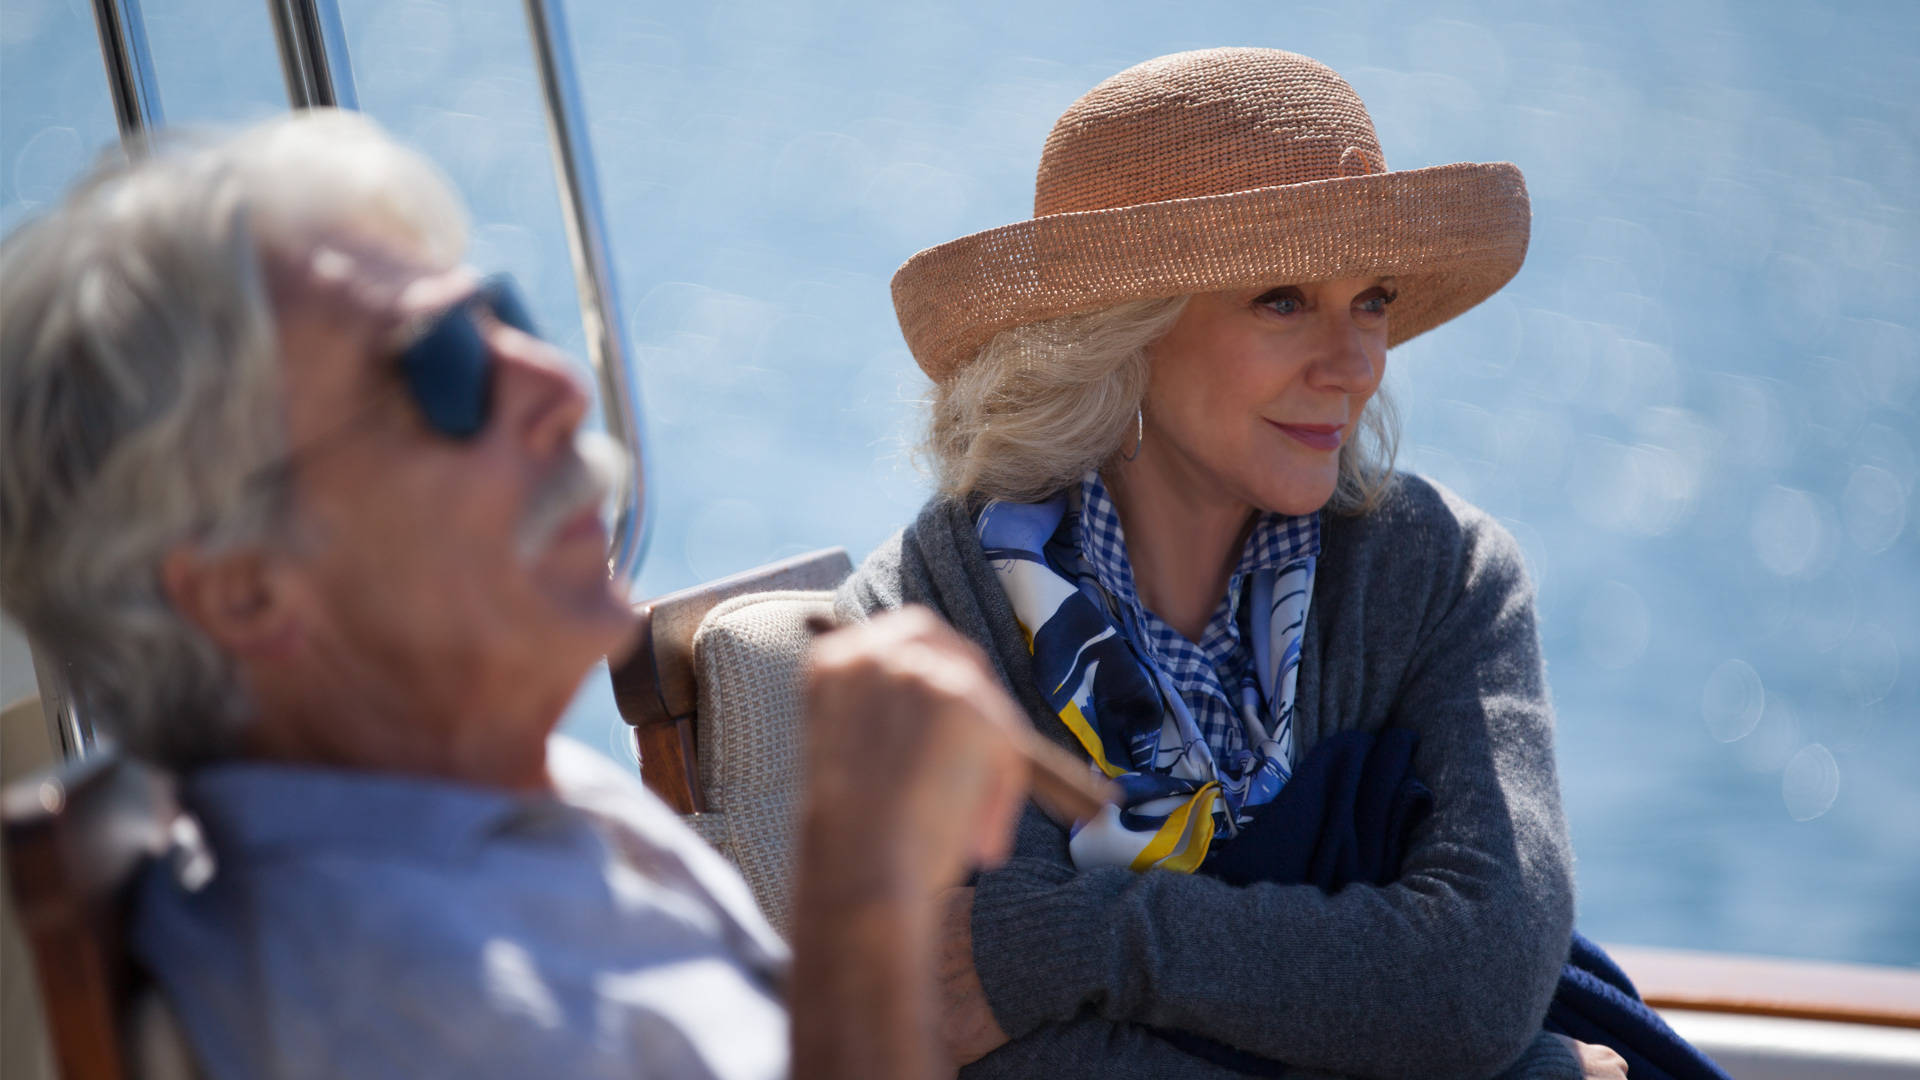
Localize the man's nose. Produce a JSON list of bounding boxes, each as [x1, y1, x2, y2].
[[494, 339, 589, 459]]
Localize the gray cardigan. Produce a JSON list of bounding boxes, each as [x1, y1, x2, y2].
[[835, 474, 1579, 1080]]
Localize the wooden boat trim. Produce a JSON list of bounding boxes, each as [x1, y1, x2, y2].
[[1609, 944, 1920, 1030]]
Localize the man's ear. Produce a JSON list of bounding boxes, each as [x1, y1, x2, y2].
[[159, 545, 301, 658]]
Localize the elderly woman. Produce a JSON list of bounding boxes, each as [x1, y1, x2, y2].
[[835, 49, 1613, 1080]]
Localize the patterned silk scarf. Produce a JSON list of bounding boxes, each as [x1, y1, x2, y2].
[[978, 495, 1318, 873]]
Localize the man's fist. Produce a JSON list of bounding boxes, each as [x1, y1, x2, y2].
[[802, 606, 1031, 898]]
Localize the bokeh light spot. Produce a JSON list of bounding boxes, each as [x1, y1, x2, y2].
[[1838, 624, 1902, 707], [1736, 697, 1802, 775], [12, 125, 83, 203], [1749, 485, 1831, 578], [1842, 464, 1908, 554], [1782, 743, 1841, 822], [1702, 659, 1765, 743]]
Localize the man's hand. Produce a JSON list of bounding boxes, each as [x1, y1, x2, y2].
[[1552, 1034, 1629, 1079], [790, 607, 1032, 1080], [800, 606, 1031, 896], [937, 887, 1011, 1066]]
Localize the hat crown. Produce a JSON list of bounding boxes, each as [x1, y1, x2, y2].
[[1034, 48, 1386, 217]]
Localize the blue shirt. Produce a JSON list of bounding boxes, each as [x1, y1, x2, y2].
[[131, 738, 790, 1080], [1071, 470, 1320, 764]]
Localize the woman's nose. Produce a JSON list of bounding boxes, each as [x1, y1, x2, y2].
[[1309, 314, 1381, 393]]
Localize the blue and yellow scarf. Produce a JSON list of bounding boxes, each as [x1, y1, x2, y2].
[[977, 495, 1317, 872]]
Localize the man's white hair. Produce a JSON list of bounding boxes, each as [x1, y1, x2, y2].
[[0, 109, 468, 767]]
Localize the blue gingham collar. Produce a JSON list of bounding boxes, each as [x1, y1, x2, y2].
[[1074, 470, 1321, 669]]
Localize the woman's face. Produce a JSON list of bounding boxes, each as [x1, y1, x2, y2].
[[1136, 277, 1394, 516]]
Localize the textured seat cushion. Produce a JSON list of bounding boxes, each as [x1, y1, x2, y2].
[[689, 590, 830, 937]]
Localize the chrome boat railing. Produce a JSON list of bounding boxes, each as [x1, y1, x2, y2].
[[88, 0, 164, 149], [266, 0, 358, 110], [38, 0, 172, 757], [520, 0, 651, 584]]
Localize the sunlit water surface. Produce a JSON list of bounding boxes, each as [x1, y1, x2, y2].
[[3, 0, 1914, 967]]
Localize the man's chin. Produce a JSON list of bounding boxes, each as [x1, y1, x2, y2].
[[572, 585, 641, 661], [517, 568, 637, 666], [596, 596, 646, 666]]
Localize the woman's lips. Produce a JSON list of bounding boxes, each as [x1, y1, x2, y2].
[[1268, 421, 1346, 451]]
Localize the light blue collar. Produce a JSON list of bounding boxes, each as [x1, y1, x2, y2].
[[182, 760, 563, 866]]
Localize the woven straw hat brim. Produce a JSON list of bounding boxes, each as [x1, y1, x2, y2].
[[892, 160, 1530, 383]]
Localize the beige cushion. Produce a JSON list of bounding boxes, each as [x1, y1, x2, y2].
[[688, 590, 827, 938]]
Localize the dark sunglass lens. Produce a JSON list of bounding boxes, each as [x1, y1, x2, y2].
[[398, 306, 491, 439], [484, 278, 540, 338]]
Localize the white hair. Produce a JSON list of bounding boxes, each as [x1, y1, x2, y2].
[[923, 297, 1400, 511], [0, 109, 468, 767]]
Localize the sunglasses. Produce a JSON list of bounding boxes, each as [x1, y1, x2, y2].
[[248, 274, 541, 490], [396, 273, 539, 439]]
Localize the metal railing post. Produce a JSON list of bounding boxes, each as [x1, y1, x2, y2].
[[267, 0, 359, 110], [521, 0, 651, 583], [57, 0, 165, 757], [88, 0, 164, 149], [29, 638, 91, 761]]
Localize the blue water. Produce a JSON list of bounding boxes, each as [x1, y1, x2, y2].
[[3, 0, 1914, 968]]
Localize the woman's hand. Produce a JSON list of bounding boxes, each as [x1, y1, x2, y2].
[[1552, 1034, 1629, 1079], [937, 886, 1011, 1066]]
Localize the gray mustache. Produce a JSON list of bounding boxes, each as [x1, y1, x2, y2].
[[516, 430, 629, 561]]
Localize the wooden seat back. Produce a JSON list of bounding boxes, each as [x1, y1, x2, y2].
[[609, 547, 853, 812], [2, 752, 186, 1080]]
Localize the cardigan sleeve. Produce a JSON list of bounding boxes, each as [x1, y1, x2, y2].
[[961, 1014, 1336, 1080], [958, 1021, 1581, 1080], [964, 504, 1576, 1080]]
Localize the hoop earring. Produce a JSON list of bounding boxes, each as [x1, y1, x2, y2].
[[1120, 407, 1143, 462]]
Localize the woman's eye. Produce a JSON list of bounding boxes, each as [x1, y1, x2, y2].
[[1355, 289, 1399, 317], [1255, 288, 1305, 315]]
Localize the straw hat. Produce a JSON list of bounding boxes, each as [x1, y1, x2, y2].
[[891, 47, 1531, 382]]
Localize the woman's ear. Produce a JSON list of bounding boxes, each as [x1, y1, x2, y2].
[[159, 544, 301, 658]]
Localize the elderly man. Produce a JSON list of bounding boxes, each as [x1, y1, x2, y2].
[[0, 111, 1030, 1079]]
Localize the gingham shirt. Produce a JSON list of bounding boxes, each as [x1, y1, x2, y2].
[[1070, 470, 1321, 764]]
